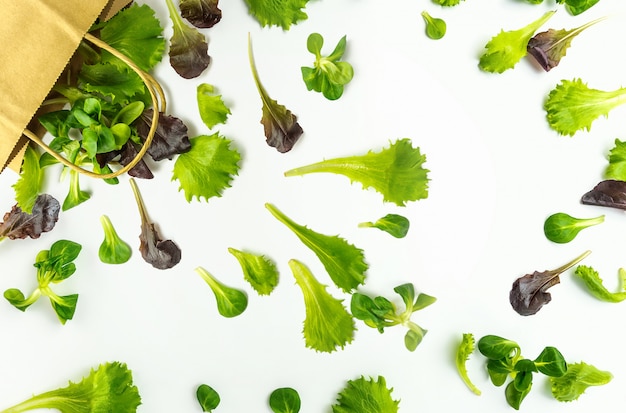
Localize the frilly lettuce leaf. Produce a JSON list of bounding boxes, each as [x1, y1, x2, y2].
[[13, 144, 42, 214], [266, 203, 367, 293], [332, 376, 399, 413], [284, 139, 429, 207], [244, 0, 309, 30], [172, 133, 241, 202], [479, 10, 555, 73], [289, 259, 355, 353], [197, 83, 231, 129], [550, 362, 612, 401]]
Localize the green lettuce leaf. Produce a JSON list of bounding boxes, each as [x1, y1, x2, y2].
[[332, 376, 399, 413], [228, 248, 279, 295], [99, 3, 165, 72], [243, 0, 309, 30], [197, 83, 231, 129], [574, 265, 626, 302], [13, 145, 42, 214], [550, 362, 612, 401], [289, 259, 355, 353], [172, 133, 241, 202]]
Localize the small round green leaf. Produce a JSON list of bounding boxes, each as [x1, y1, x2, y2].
[[306, 33, 324, 54], [197, 384, 220, 412], [269, 387, 301, 413]]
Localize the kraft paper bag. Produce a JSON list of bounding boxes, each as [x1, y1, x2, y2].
[[0, 0, 131, 174]]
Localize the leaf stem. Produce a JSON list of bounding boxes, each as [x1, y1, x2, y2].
[[129, 178, 150, 225], [247, 33, 271, 109], [548, 15, 609, 51], [552, 250, 592, 275]]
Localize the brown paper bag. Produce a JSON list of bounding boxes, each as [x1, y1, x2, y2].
[[0, 0, 132, 174]]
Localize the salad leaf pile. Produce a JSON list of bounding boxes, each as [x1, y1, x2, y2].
[[456, 334, 612, 409], [2, 0, 624, 411]]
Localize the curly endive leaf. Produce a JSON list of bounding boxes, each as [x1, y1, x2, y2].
[[332, 376, 399, 413], [243, 0, 309, 30], [172, 133, 241, 202]]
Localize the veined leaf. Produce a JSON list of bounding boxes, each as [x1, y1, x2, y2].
[[172, 133, 241, 202], [248, 34, 303, 153]]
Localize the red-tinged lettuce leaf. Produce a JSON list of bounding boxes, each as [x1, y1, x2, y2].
[[581, 180, 626, 210], [527, 29, 572, 71], [136, 109, 191, 161], [140, 222, 182, 270], [0, 194, 60, 240], [97, 142, 155, 179], [118, 142, 155, 179], [527, 18, 605, 71], [166, 0, 211, 79], [261, 104, 303, 153], [248, 36, 303, 152], [509, 271, 560, 316], [180, 0, 222, 28], [130, 179, 182, 270], [509, 251, 590, 315]]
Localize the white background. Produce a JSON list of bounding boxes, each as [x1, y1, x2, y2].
[[2, 0, 626, 411]]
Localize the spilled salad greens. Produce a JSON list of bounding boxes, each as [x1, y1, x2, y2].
[[2, 0, 625, 411]]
